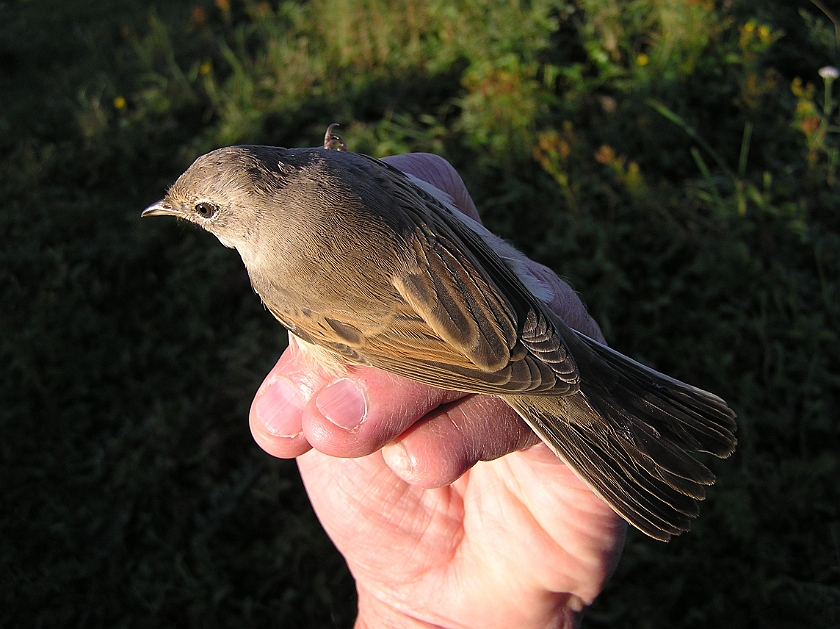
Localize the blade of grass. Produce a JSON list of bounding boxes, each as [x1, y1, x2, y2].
[[690, 146, 726, 214], [647, 98, 735, 178], [738, 121, 753, 179]]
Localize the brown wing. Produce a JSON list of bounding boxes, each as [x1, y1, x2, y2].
[[272, 151, 581, 396]]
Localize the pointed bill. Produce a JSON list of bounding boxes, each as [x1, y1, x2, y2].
[[141, 200, 181, 218]]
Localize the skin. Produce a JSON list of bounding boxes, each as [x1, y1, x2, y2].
[[249, 153, 626, 629]]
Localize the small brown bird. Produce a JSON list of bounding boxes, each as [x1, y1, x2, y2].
[[143, 128, 736, 541]]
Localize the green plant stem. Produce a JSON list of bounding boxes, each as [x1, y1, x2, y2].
[[738, 120, 753, 179], [647, 99, 735, 179]]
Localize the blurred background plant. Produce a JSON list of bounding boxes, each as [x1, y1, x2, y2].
[[1, 0, 838, 627]]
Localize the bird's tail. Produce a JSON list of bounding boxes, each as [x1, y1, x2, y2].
[[504, 330, 737, 541]]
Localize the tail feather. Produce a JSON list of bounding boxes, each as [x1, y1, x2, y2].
[[515, 400, 696, 539], [582, 335, 736, 456], [504, 331, 737, 542]]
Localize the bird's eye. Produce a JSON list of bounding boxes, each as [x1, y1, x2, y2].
[[194, 202, 217, 218]]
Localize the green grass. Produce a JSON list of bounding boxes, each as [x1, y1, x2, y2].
[[1, 0, 838, 627]]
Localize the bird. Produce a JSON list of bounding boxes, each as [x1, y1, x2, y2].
[[142, 126, 736, 541]]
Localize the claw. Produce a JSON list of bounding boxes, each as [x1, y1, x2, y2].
[[323, 123, 347, 151]]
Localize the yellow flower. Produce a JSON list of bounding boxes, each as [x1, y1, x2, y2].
[[199, 62, 212, 75], [757, 25, 771, 43], [636, 53, 649, 67], [113, 96, 127, 110]]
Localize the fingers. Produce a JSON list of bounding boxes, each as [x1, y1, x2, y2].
[[249, 338, 325, 459], [381, 395, 541, 488], [300, 362, 465, 458], [250, 337, 540, 484], [250, 337, 465, 458]]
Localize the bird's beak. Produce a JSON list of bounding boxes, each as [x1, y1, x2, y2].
[[141, 200, 181, 218]]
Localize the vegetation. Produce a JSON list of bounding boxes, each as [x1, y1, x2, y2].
[[2, 0, 838, 626]]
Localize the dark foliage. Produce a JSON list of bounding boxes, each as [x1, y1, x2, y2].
[[1, 0, 837, 627]]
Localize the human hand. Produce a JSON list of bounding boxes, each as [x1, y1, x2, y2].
[[249, 153, 626, 629]]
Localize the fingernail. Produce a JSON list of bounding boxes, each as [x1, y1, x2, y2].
[[382, 442, 414, 477], [315, 378, 367, 430], [254, 378, 305, 437]]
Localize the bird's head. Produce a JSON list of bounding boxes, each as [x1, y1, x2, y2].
[[142, 145, 297, 254]]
